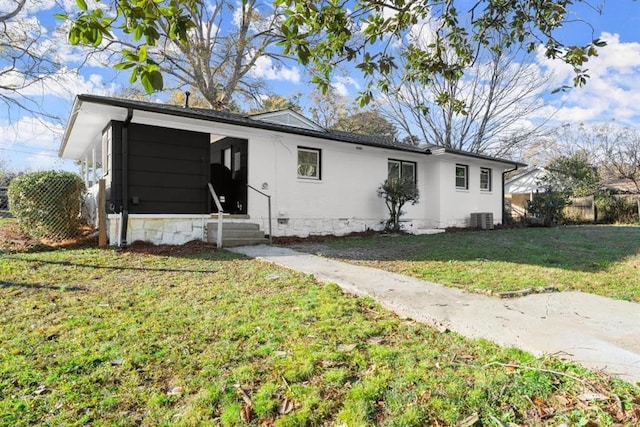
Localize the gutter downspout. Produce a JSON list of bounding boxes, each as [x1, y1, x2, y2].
[[502, 164, 519, 225], [120, 108, 134, 247]]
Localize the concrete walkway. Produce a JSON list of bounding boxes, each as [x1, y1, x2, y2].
[[230, 245, 640, 384]]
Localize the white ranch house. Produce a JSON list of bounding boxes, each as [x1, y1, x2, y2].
[[60, 94, 525, 246]]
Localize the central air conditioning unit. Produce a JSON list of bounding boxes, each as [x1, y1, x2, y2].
[[470, 212, 494, 230]]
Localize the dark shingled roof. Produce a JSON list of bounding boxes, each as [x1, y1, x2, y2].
[[74, 94, 525, 166], [77, 94, 426, 153]]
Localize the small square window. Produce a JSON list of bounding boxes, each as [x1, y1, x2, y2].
[[298, 147, 321, 180], [455, 164, 468, 189], [480, 167, 492, 191]]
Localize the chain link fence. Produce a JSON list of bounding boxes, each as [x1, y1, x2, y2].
[[0, 186, 10, 218], [8, 173, 86, 242]]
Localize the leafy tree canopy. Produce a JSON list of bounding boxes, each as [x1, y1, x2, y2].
[[58, 0, 200, 93], [276, 0, 607, 106], [544, 150, 600, 197], [249, 94, 302, 113], [333, 109, 397, 140]]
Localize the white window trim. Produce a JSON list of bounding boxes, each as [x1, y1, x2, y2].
[[388, 159, 417, 184], [297, 147, 321, 180], [480, 167, 492, 191], [101, 127, 112, 179], [455, 164, 468, 190]]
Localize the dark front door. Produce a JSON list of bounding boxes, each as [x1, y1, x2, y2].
[[210, 137, 248, 214]]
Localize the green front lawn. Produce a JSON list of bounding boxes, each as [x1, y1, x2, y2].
[[0, 245, 638, 426], [293, 225, 640, 302]]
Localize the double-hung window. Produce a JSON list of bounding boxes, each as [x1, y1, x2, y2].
[[297, 147, 321, 180], [388, 159, 417, 184], [455, 164, 468, 189], [480, 167, 492, 191]]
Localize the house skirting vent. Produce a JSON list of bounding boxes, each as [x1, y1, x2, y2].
[[470, 212, 494, 230]]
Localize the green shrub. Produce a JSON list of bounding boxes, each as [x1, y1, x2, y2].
[[526, 190, 567, 227], [595, 192, 639, 224], [8, 171, 85, 240], [377, 177, 419, 232]]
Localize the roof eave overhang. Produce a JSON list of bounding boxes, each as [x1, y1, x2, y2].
[[433, 147, 527, 168], [59, 95, 432, 160]]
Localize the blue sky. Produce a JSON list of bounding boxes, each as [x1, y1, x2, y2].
[[1, 0, 640, 173]]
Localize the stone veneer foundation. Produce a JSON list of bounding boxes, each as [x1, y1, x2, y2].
[[107, 214, 209, 246], [105, 215, 434, 246]]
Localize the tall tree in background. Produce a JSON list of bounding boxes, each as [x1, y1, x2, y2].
[[250, 94, 302, 113], [545, 122, 640, 196], [307, 86, 353, 129], [156, 0, 284, 108], [65, 0, 607, 104], [378, 44, 552, 155], [544, 150, 601, 197], [334, 109, 397, 140], [305, 88, 396, 138], [170, 89, 221, 109], [276, 0, 606, 107], [592, 124, 640, 195], [64, 0, 286, 109]]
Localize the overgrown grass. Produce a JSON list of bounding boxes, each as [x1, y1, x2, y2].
[[1, 246, 638, 425], [294, 225, 640, 302]]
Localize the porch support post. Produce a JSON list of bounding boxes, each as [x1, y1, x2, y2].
[[92, 146, 97, 186]]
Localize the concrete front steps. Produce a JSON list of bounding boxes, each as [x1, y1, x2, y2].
[[206, 222, 269, 247]]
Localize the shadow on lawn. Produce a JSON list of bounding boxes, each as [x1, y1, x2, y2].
[[294, 225, 640, 273], [0, 281, 86, 292], [5, 252, 246, 275]]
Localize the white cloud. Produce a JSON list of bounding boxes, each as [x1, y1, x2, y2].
[[538, 32, 640, 126], [250, 56, 301, 83], [329, 75, 361, 97], [331, 81, 348, 97], [0, 67, 115, 100], [0, 116, 63, 149], [0, 0, 57, 16], [407, 19, 438, 50], [0, 116, 72, 171]]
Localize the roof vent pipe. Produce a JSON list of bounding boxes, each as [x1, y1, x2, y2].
[[184, 91, 190, 108]]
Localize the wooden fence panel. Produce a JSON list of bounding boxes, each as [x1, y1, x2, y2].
[[565, 196, 595, 222]]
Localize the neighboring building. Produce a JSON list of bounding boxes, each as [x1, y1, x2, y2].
[[59, 94, 525, 246], [504, 167, 548, 220], [602, 178, 640, 195]]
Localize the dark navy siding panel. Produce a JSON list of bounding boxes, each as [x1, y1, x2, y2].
[[120, 123, 210, 214], [108, 121, 123, 211]]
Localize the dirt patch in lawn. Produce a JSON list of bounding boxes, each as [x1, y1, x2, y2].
[[0, 220, 219, 257], [0, 220, 98, 253]]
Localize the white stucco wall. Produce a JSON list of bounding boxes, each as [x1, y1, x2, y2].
[[434, 155, 511, 228], [95, 115, 516, 241], [205, 121, 516, 236], [244, 132, 435, 237]]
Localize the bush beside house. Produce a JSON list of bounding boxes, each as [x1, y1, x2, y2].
[[377, 178, 419, 232], [8, 171, 85, 240]]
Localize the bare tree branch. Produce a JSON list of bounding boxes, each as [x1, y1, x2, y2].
[[144, 0, 286, 109], [0, 3, 66, 121], [0, 0, 26, 23], [378, 41, 553, 157]]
